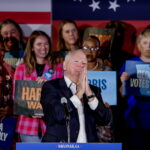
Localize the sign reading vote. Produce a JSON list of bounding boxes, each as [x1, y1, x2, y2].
[[16, 143, 122, 150], [88, 71, 117, 105], [123, 60, 150, 97], [14, 80, 44, 116]]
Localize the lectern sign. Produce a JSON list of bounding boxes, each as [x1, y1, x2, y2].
[[16, 143, 122, 150]]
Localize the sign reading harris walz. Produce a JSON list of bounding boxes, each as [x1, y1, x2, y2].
[[123, 60, 150, 97], [88, 71, 117, 105], [14, 80, 44, 116]]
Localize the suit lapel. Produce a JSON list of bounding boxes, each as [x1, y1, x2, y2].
[[58, 78, 77, 112], [59, 78, 73, 99]]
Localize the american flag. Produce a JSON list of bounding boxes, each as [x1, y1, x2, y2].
[[52, 0, 150, 55], [0, 0, 52, 38], [53, 0, 150, 20], [0, 0, 150, 55]]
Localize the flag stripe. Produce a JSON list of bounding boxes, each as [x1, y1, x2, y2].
[[0, 0, 51, 12], [0, 0, 52, 39], [0, 12, 51, 24], [21, 24, 51, 37]]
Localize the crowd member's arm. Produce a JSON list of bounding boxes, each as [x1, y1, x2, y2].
[[120, 72, 130, 96]]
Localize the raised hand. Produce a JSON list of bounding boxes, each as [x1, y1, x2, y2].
[[120, 72, 130, 83], [76, 69, 86, 100], [85, 69, 93, 96]]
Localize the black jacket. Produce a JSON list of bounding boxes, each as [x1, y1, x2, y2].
[[40, 78, 111, 142]]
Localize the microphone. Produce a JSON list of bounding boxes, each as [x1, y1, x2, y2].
[[61, 97, 70, 143], [61, 97, 70, 120]]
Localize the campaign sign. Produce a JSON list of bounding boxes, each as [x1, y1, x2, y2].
[[16, 143, 122, 150], [0, 117, 17, 150], [14, 80, 44, 116], [123, 60, 150, 97], [88, 71, 117, 105]]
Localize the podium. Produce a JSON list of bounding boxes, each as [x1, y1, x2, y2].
[[16, 143, 122, 150]]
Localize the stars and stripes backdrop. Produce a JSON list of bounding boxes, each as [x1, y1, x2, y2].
[[0, 0, 150, 55], [0, 0, 52, 38], [52, 0, 150, 55]]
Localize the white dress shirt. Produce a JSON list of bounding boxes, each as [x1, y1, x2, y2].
[[64, 76, 99, 143]]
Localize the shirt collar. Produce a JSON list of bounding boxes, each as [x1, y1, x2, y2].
[[64, 76, 73, 88]]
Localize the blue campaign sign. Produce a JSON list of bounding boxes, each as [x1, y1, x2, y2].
[[0, 117, 17, 150], [88, 71, 117, 105], [16, 143, 122, 150], [123, 60, 150, 97]]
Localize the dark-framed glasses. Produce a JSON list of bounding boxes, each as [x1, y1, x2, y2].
[[82, 46, 99, 51]]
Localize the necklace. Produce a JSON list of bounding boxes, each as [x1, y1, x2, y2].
[[90, 61, 99, 71]]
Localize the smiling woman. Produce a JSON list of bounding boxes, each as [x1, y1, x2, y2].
[[13, 30, 64, 143]]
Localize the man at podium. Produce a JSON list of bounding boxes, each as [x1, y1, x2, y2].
[[40, 50, 111, 142]]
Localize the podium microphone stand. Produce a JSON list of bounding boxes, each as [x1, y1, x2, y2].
[[66, 115, 70, 143]]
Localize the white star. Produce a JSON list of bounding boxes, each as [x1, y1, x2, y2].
[[89, 0, 101, 12], [108, 0, 120, 12], [127, 0, 136, 2]]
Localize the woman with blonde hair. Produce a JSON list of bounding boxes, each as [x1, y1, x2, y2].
[[120, 29, 150, 150]]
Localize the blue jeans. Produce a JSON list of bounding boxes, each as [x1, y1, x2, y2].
[[20, 134, 42, 142]]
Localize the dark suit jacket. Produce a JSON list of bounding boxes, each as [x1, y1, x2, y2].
[[40, 78, 111, 142]]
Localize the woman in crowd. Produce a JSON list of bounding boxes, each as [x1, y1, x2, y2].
[[120, 29, 150, 150], [82, 35, 113, 142], [57, 19, 80, 51], [0, 35, 16, 150], [0, 18, 25, 69], [52, 19, 81, 63], [82, 36, 112, 71], [13, 30, 63, 142]]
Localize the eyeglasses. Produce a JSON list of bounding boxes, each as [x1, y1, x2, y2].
[[82, 46, 99, 51]]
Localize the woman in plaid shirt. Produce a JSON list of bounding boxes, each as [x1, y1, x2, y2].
[[13, 30, 64, 142]]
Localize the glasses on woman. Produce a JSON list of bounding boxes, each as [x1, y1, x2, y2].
[[82, 46, 99, 51]]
